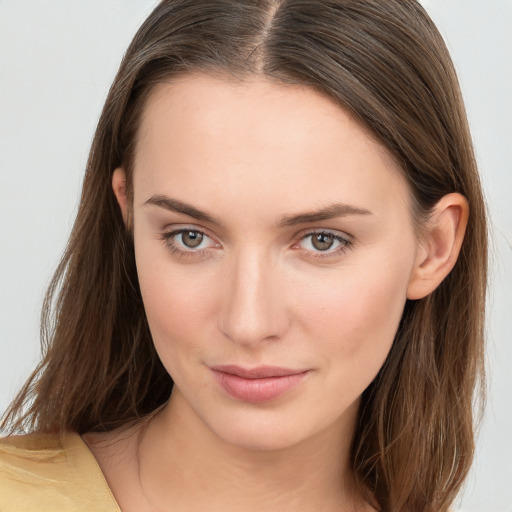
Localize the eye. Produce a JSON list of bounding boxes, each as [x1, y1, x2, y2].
[[179, 230, 204, 248], [161, 228, 219, 256], [295, 230, 351, 257], [311, 232, 336, 251]]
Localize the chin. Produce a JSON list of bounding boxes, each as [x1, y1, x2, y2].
[[211, 417, 311, 452], [200, 398, 356, 454]]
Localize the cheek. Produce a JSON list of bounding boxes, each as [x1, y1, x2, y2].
[[294, 253, 413, 379], [134, 240, 218, 365]]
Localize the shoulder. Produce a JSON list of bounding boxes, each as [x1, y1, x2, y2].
[[0, 431, 120, 512]]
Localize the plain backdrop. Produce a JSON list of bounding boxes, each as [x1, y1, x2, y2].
[[0, 1, 510, 511]]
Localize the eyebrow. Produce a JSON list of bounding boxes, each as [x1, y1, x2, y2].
[[144, 194, 372, 227], [144, 194, 221, 225], [278, 203, 373, 227]]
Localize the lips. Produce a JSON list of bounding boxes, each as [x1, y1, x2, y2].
[[210, 365, 309, 403]]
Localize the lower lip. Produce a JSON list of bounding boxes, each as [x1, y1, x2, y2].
[[211, 370, 309, 404]]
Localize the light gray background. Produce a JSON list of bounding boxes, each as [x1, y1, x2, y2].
[[0, 1, 510, 510]]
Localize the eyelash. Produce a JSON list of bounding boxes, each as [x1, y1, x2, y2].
[[295, 230, 352, 259], [160, 228, 352, 259], [160, 229, 216, 259]]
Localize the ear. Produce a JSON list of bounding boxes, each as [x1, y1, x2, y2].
[[407, 193, 469, 300], [112, 167, 129, 225]]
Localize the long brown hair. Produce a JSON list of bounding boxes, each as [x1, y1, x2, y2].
[[2, 1, 487, 510]]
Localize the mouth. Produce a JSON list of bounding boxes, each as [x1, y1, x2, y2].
[[210, 365, 310, 403]]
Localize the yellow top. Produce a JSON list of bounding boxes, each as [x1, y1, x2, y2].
[[0, 431, 121, 512]]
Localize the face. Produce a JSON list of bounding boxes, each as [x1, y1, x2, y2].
[[127, 74, 420, 451]]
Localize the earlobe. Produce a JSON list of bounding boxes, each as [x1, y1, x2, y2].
[[407, 193, 469, 300], [112, 167, 129, 225]]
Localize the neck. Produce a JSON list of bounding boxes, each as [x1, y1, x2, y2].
[[136, 389, 368, 512]]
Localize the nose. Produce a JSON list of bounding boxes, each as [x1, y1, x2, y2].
[[218, 247, 290, 347]]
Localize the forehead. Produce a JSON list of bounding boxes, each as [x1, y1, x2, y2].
[[132, 73, 411, 221]]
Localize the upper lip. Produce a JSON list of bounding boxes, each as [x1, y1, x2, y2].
[[210, 365, 308, 379]]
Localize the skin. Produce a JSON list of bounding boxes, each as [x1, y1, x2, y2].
[[84, 74, 468, 512]]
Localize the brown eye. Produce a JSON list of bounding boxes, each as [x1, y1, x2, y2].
[[181, 231, 204, 248], [311, 232, 335, 251], [295, 230, 351, 257], [161, 228, 219, 256]]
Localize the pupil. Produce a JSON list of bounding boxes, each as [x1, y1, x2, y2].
[[182, 231, 203, 248], [312, 233, 334, 251]]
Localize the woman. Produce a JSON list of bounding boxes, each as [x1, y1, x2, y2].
[[0, 1, 487, 511]]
